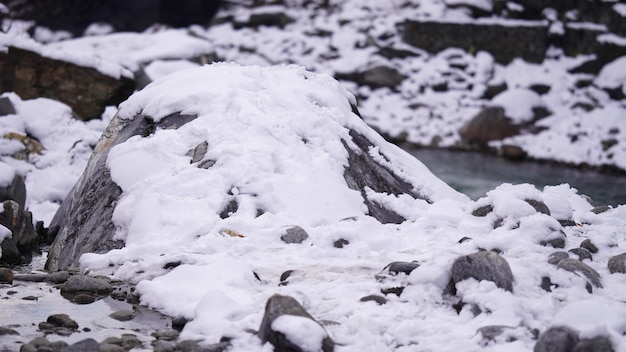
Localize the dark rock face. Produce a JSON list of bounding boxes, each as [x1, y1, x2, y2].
[[608, 253, 626, 274], [0, 200, 37, 266], [3, 0, 222, 34], [0, 96, 16, 116], [448, 251, 514, 294], [0, 268, 13, 284], [0, 47, 135, 120], [258, 294, 334, 352], [403, 20, 548, 64], [45, 112, 197, 271], [343, 129, 427, 224], [0, 173, 26, 209], [534, 326, 579, 352]]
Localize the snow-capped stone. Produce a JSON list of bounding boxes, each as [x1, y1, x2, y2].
[[534, 326, 579, 352], [447, 251, 514, 294]]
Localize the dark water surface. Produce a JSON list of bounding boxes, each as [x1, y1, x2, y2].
[[408, 148, 626, 206]]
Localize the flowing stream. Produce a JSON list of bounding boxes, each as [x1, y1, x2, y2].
[[408, 148, 626, 206]]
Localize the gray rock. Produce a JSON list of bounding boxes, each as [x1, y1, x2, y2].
[[333, 238, 349, 248], [608, 253, 626, 274], [459, 107, 520, 147], [154, 340, 176, 352], [556, 258, 602, 288], [0, 173, 26, 209], [46, 112, 198, 271], [47, 313, 79, 329], [534, 326, 579, 352], [0, 326, 19, 335], [580, 239, 599, 254], [387, 261, 420, 276], [547, 252, 569, 265], [0, 96, 16, 116], [47, 271, 70, 284], [525, 199, 551, 215], [28, 336, 50, 348], [360, 295, 387, 305], [152, 329, 180, 341], [477, 325, 513, 342], [60, 275, 112, 295], [259, 294, 334, 352], [109, 310, 135, 322], [63, 338, 99, 352], [448, 251, 514, 294], [99, 343, 127, 352], [280, 226, 309, 244], [336, 66, 406, 89], [13, 273, 47, 282], [569, 248, 593, 261], [472, 205, 493, 217], [19, 344, 37, 352], [573, 336, 614, 352]]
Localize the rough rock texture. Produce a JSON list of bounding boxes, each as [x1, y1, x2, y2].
[[459, 107, 521, 147], [47, 314, 79, 329], [60, 275, 113, 295], [573, 336, 614, 352], [3, 0, 222, 34], [0, 173, 26, 209], [534, 326, 580, 352], [0, 268, 13, 284], [335, 66, 406, 90], [45, 113, 197, 271], [448, 251, 514, 294], [0, 46, 135, 120], [0, 96, 16, 116], [608, 253, 626, 274], [0, 200, 37, 265], [280, 226, 309, 244], [403, 20, 548, 64], [258, 294, 334, 352], [343, 129, 426, 224]]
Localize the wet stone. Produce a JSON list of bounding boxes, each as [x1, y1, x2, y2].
[[471, 205, 493, 217], [540, 237, 565, 249], [19, 344, 37, 352]]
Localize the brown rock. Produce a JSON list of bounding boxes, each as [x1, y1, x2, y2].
[[0, 46, 135, 120]]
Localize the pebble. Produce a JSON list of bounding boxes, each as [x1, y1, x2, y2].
[[608, 253, 626, 274], [280, 225, 309, 244], [109, 310, 135, 322], [47, 313, 79, 329], [556, 258, 602, 288]]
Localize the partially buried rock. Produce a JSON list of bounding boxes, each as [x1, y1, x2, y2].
[[47, 314, 79, 329], [608, 253, 626, 274], [556, 258, 602, 288], [534, 326, 579, 352], [574, 336, 614, 352], [63, 338, 99, 352], [60, 275, 113, 297], [447, 251, 514, 295], [0, 199, 38, 266], [109, 310, 135, 322], [259, 294, 334, 352], [280, 226, 309, 244], [0, 268, 13, 284]]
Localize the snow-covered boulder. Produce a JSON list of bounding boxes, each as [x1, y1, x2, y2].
[[46, 63, 465, 271], [594, 56, 626, 100]]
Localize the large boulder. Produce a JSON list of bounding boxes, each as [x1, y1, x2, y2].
[[0, 46, 135, 120], [46, 63, 465, 271]]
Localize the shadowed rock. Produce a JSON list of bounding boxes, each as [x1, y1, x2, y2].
[[259, 294, 334, 352], [574, 336, 614, 352], [556, 258, 602, 288], [608, 253, 626, 274], [0, 200, 37, 266]]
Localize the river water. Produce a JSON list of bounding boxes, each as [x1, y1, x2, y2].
[[408, 148, 626, 206]]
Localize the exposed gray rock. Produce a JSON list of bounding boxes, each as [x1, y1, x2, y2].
[[403, 20, 548, 64], [573, 336, 614, 352], [459, 107, 520, 147], [63, 338, 99, 352], [60, 275, 113, 295], [0, 173, 26, 209], [472, 205, 493, 217], [569, 248, 592, 262], [360, 295, 387, 305], [152, 329, 180, 341], [259, 294, 334, 352], [534, 326, 579, 352], [0, 326, 19, 336], [280, 226, 309, 244], [0, 96, 16, 116], [547, 252, 569, 265], [109, 310, 135, 322], [448, 251, 514, 294], [100, 343, 127, 352], [580, 239, 599, 254], [525, 199, 550, 215], [333, 238, 350, 248], [387, 261, 420, 276], [46, 112, 198, 271], [477, 325, 514, 342], [47, 313, 79, 329], [47, 271, 70, 284], [608, 253, 626, 274], [556, 258, 602, 288]]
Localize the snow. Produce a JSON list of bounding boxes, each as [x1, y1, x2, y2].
[[0, 2, 625, 351], [490, 89, 547, 123], [594, 56, 626, 90], [271, 315, 329, 352]]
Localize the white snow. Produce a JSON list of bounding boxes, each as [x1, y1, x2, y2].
[[0, 2, 625, 352], [271, 315, 328, 352], [594, 56, 626, 90], [0, 161, 15, 187], [490, 89, 547, 123]]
